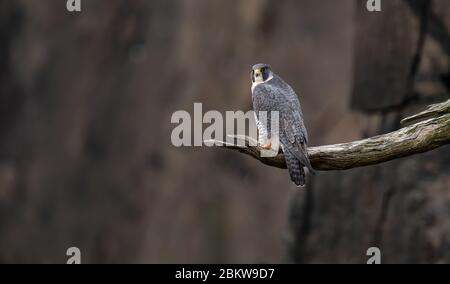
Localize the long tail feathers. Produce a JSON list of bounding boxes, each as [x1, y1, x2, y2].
[[284, 150, 306, 187]]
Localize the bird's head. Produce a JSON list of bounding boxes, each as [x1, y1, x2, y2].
[[251, 63, 273, 84]]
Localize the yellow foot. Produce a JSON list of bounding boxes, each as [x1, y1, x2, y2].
[[260, 143, 272, 150]]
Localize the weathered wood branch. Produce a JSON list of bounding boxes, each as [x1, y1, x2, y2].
[[206, 100, 450, 171], [400, 100, 450, 126]]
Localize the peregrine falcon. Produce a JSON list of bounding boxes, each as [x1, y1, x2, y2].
[[251, 63, 313, 187]]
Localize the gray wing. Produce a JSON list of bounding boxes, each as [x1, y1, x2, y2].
[[280, 114, 313, 174], [279, 81, 309, 144], [272, 79, 313, 174]]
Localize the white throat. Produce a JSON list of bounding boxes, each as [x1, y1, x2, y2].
[[251, 75, 273, 93]]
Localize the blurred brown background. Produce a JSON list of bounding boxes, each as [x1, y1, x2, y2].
[[0, 0, 449, 263]]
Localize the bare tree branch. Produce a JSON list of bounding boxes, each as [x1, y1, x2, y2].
[[400, 100, 450, 126], [206, 100, 450, 171]]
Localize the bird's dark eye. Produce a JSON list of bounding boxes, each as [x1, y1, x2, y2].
[[262, 69, 269, 81]]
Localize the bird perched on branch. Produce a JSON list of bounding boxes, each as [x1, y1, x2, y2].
[[251, 63, 313, 186]]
